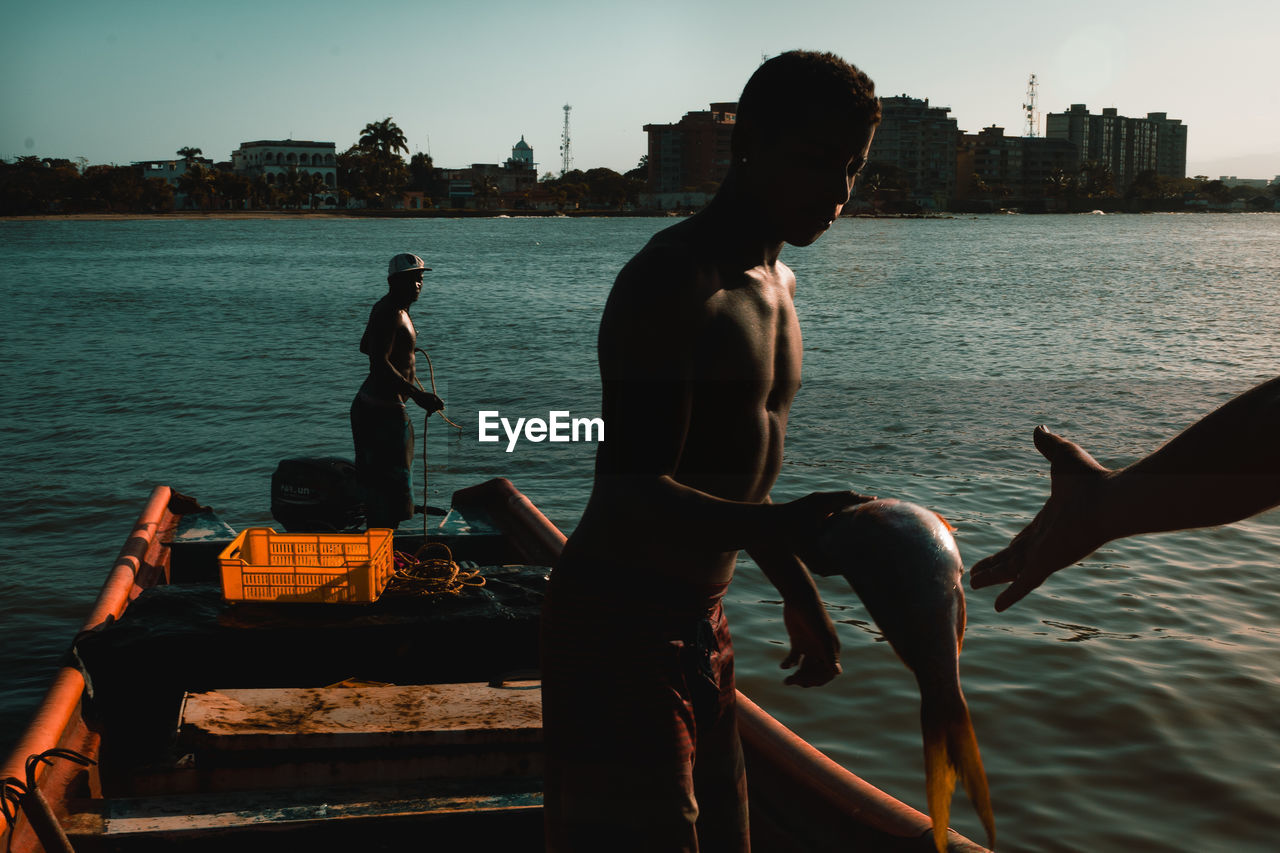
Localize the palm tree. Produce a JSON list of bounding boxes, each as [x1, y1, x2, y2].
[[280, 168, 307, 209], [624, 155, 648, 182], [305, 172, 326, 209], [177, 162, 215, 209], [216, 171, 252, 210], [409, 152, 435, 190], [359, 118, 408, 157], [1079, 161, 1116, 199], [177, 147, 203, 161], [1044, 168, 1075, 199], [252, 175, 279, 210], [141, 177, 175, 212]]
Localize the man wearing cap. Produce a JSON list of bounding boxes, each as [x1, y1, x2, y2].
[[350, 253, 444, 530]]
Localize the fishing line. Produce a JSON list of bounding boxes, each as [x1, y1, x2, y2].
[[384, 346, 483, 597], [415, 346, 464, 431], [412, 345, 462, 540]]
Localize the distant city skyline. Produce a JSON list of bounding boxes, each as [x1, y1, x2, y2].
[[4, 0, 1277, 180]]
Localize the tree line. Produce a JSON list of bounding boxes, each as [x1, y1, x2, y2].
[[1, 117, 649, 215], [853, 158, 1278, 214], [7, 116, 1273, 216]]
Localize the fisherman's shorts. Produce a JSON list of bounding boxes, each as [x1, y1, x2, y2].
[[540, 566, 748, 853], [349, 395, 414, 528]]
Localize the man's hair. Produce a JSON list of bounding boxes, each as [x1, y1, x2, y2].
[[731, 50, 880, 155]]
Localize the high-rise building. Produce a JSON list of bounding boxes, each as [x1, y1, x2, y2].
[[867, 96, 960, 206], [1045, 105, 1187, 192], [1021, 136, 1080, 198], [956, 126, 1077, 202], [642, 103, 737, 195], [958, 126, 1023, 197], [1145, 113, 1188, 181]]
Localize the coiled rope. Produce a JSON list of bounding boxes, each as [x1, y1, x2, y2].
[[392, 540, 485, 597]]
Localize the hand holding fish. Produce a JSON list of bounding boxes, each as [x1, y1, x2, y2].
[[970, 426, 1112, 611], [776, 489, 877, 546]]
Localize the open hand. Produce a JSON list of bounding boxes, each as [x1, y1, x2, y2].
[[970, 426, 1113, 611]]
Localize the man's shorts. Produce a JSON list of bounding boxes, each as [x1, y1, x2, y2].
[[349, 394, 414, 528], [540, 565, 749, 853]]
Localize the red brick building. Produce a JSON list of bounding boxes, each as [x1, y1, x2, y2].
[[643, 102, 737, 195]]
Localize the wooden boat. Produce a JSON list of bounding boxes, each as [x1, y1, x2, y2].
[[1, 479, 989, 852]]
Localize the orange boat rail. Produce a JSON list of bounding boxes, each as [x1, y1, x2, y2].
[[1, 485, 180, 852], [453, 477, 567, 565]]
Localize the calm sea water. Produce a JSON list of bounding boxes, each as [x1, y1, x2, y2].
[[1, 213, 1277, 851]]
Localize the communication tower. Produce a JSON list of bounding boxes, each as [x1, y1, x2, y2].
[[560, 104, 574, 176], [1023, 73, 1039, 137]]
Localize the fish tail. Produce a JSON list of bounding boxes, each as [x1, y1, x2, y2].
[[921, 721, 957, 852], [922, 694, 996, 851]]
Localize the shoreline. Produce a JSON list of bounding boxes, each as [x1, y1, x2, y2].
[[0, 209, 663, 222], [2, 208, 1273, 223]]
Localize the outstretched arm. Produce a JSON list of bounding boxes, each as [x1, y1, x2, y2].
[[971, 376, 1280, 611]]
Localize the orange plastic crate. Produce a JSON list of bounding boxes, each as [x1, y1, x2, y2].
[[218, 528, 395, 604]]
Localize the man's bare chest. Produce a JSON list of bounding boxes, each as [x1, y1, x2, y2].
[[693, 290, 802, 387]]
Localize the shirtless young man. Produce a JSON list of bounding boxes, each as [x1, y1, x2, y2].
[[541, 52, 881, 851], [350, 253, 443, 530]]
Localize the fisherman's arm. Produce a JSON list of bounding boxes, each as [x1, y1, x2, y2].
[[365, 311, 442, 412], [972, 376, 1280, 610], [747, 526, 844, 687], [597, 421, 861, 552]]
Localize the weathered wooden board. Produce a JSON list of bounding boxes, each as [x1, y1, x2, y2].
[[178, 682, 543, 752]]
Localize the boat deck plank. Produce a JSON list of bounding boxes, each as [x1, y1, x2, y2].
[[65, 780, 542, 839], [179, 682, 543, 751]]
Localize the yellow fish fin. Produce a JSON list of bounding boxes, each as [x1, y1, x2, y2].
[[922, 694, 996, 851]]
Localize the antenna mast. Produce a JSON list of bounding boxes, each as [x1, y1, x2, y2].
[[1023, 73, 1039, 137], [560, 104, 573, 176]]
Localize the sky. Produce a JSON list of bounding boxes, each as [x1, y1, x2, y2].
[[3, 0, 1277, 180]]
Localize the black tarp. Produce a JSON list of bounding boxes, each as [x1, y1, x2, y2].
[[72, 565, 548, 782]]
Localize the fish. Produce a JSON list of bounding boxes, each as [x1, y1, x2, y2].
[[803, 498, 996, 852]]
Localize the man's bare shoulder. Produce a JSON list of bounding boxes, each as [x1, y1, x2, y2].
[[611, 219, 723, 303], [359, 295, 410, 353], [366, 294, 404, 319]]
